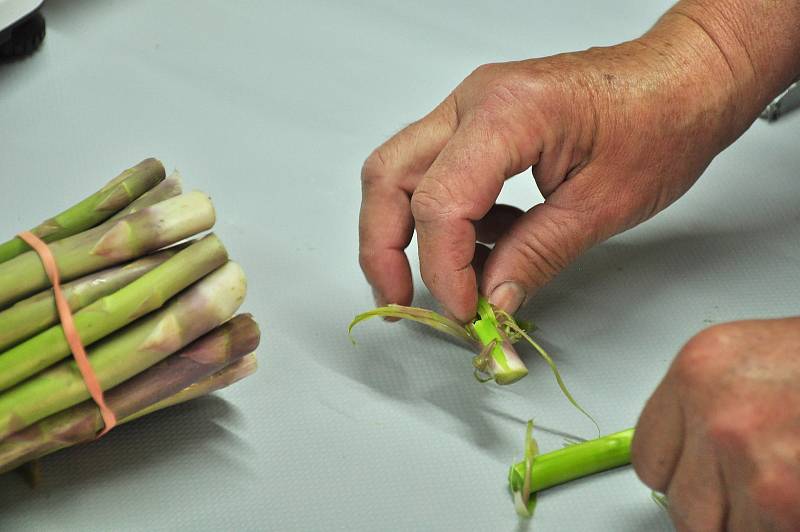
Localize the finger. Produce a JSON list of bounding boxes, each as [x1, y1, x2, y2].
[[630, 374, 685, 493], [665, 434, 727, 531], [359, 96, 458, 306], [480, 200, 598, 313], [474, 204, 524, 244], [412, 112, 542, 321]]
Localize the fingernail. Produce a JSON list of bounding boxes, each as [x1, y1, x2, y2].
[[372, 287, 400, 322], [488, 282, 526, 314]]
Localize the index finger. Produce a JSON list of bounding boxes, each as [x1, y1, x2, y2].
[[359, 97, 458, 306], [411, 112, 540, 321]]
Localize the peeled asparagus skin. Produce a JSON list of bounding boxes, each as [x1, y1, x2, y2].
[[0, 315, 259, 473], [107, 171, 183, 222], [0, 261, 247, 440], [0, 191, 216, 308], [0, 158, 165, 264], [125, 352, 258, 422], [0, 249, 177, 352], [0, 234, 229, 391]]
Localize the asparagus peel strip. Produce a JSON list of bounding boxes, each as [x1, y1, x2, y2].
[[348, 304, 475, 345], [509, 426, 635, 516], [350, 297, 594, 426], [0, 261, 248, 440], [0, 158, 166, 264], [0, 191, 216, 308], [495, 311, 599, 433], [0, 234, 229, 391], [0, 247, 179, 352], [513, 420, 540, 517], [0, 314, 259, 472]]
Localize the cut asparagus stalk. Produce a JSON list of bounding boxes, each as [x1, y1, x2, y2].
[[0, 315, 259, 472], [0, 191, 216, 308], [0, 158, 165, 264], [351, 297, 597, 430], [508, 427, 634, 514], [0, 234, 228, 391], [0, 248, 179, 352], [107, 171, 183, 222], [124, 352, 258, 423], [0, 261, 247, 440], [469, 298, 528, 384]]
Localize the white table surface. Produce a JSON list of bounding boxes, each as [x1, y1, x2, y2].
[[0, 1, 798, 530]]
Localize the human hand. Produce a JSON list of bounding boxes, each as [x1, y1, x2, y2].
[[359, 17, 756, 321], [632, 318, 800, 530]]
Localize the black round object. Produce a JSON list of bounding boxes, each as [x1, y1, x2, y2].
[[0, 11, 46, 58]]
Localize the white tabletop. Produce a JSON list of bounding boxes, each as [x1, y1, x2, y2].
[[1, 1, 798, 530]]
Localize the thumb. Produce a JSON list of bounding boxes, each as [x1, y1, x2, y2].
[[481, 202, 598, 313]]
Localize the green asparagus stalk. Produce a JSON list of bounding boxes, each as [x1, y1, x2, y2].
[[0, 191, 216, 308], [0, 314, 259, 473], [0, 234, 228, 391], [0, 247, 180, 352], [508, 426, 635, 516], [470, 297, 528, 384], [0, 158, 165, 264], [124, 352, 258, 423], [0, 261, 247, 440], [107, 171, 183, 222]]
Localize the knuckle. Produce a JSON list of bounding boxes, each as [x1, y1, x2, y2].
[[750, 468, 800, 525], [506, 231, 566, 287], [361, 147, 394, 188], [468, 62, 500, 80], [503, 209, 580, 286], [673, 324, 735, 385], [707, 409, 755, 452], [410, 177, 458, 221]]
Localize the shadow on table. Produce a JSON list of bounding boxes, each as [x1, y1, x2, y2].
[[0, 395, 250, 507], [321, 205, 800, 459]]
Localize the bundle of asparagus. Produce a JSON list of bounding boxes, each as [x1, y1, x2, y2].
[[0, 158, 261, 475]]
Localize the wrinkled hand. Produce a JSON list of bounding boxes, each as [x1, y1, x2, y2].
[[359, 26, 744, 321], [632, 319, 800, 530]]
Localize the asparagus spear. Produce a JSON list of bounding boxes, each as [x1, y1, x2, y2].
[[107, 171, 183, 222], [123, 353, 258, 423], [508, 426, 634, 516], [0, 248, 179, 352], [0, 315, 259, 473], [0, 234, 228, 391], [0, 191, 216, 308], [0, 261, 247, 440], [0, 158, 165, 264]]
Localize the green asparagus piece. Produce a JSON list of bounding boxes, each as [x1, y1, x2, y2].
[[470, 297, 528, 384], [0, 314, 259, 472], [0, 248, 179, 352], [107, 171, 183, 222], [509, 427, 635, 514], [124, 352, 258, 423], [0, 261, 247, 440], [0, 234, 228, 391], [0, 191, 216, 308], [0, 158, 165, 264]]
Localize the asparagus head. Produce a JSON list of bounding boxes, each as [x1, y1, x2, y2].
[[0, 158, 165, 264]]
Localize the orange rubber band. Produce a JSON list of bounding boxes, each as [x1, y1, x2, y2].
[[18, 231, 117, 437]]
